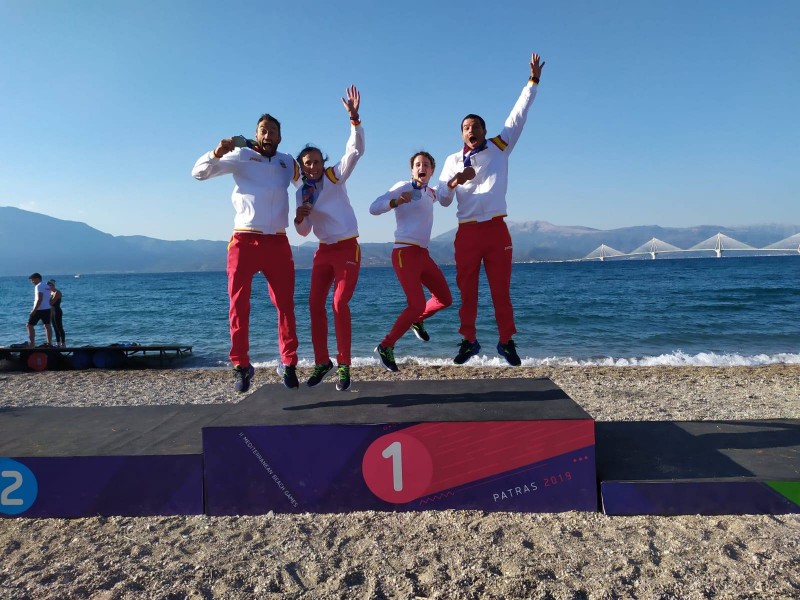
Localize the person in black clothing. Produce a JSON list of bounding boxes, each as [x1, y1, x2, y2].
[[47, 279, 66, 347]]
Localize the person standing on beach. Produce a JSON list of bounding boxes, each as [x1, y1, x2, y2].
[[47, 279, 66, 347], [192, 114, 302, 393], [370, 151, 452, 372], [26, 273, 53, 347], [438, 52, 545, 367], [293, 86, 364, 392]]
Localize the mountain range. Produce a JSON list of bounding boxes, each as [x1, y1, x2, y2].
[[1, 206, 798, 276]]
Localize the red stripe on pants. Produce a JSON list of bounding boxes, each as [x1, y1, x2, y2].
[[453, 218, 516, 343], [227, 233, 298, 367], [381, 246, 452, 348], [309, 238, 361, 365]]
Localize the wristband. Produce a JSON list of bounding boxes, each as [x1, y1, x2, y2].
[[389, 198, 396, 209], [350, 119, 361, 126], [528, 76, 539, 85]]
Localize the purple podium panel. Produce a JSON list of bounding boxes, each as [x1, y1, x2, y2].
[[202, 378, 597, 514], [0, 405, 225, 518], [0, 455, 203, 518], [598, 420, 800, 515]]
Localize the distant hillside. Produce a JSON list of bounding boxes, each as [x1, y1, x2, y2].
[[1, 207, 798, 275]]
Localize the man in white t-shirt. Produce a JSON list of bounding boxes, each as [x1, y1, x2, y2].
[[27, 272, 53, 347]]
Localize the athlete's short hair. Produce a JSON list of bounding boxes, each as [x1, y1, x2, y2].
[[461, 113, 486, 131], [256, 114, 281, 134]]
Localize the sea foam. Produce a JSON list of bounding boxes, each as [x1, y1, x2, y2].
[[245, 351, 800, 370]]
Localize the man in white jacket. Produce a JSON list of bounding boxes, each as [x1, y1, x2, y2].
[[192, 114, 301, 393], [438, 53, 545, 367]]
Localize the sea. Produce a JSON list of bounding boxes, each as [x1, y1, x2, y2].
[[2, 255, 798, 369]]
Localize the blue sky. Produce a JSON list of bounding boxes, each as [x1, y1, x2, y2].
[[1, 0, 798, 244]]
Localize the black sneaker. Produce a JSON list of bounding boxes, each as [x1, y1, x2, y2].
[[411, 321, 430, 342], [375, 345, 399, 372], [336, 364, 351, 391], [277, 364, 299, 389], [453, 339, 481, 365], [307, 360, 334, 387], [497, 339, 522, 366], [233, 364, 255, 393]]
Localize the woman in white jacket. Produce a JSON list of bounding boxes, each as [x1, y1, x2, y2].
[[293, 85, 364, 391], [369, 151, 452, 372]]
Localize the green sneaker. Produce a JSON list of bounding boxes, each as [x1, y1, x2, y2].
[[336, 364, 351, 391], [306, 360, 334, 387], [277, 363, 299, 389], [411, 321, 430, 342], [375, 345, 399, 372]]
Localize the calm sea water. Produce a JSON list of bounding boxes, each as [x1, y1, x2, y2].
[[1, 256, 798, 368]]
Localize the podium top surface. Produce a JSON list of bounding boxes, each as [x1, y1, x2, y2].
[[0, 377, 589, 457], [226, 377, 590, 426], [596, 420, 800, 481]]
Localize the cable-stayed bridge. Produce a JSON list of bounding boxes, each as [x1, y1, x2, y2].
[[583, 232, 800, 261]]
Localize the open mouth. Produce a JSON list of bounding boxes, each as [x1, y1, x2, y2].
[[469, 135, 477, 144]]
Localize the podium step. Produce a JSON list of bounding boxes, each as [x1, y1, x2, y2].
[[0, 405, 223, 517], [597, 420, 800, 515], [203, 378, 598, 514]]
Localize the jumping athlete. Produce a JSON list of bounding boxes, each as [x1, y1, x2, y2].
[[438, 53, 545, 366], [294, 86, 364, 391], [370, 151, 452, 372], [192, 113, 302, 393]]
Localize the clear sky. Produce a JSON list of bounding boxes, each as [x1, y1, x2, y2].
[[1, 0, 798, 245]]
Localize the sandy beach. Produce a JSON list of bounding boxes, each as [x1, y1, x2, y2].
[[1, 364, 799, 599]]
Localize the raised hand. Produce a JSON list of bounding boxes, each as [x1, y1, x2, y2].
[[213, 138, 235, 158], [341, 85, 361, 122], [530, 53, 545, 81], [294, 203, 313, 224]]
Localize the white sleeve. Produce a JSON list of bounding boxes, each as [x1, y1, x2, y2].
[[330, 124, 364, 183], [433, 182, 454, 207], [191, 149, 240, 180], [436, 154, 459, 207], [494, 83, 538, 154], [370, 181, 412, 215]]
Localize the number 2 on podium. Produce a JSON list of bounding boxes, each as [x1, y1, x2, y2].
[[1, 470, 24, 506]]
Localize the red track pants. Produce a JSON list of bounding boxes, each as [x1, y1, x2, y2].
[[309, 238, 361, 365], [453, 217, 516, 343], [381, 246, 452, 348], [227, 232, 298, 368]]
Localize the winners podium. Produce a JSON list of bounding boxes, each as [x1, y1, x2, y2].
[[0, 378, 597, 517], [3, 377, 797, 518]]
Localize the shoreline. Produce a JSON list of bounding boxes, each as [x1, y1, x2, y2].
[[1, 364, 799, 598]]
